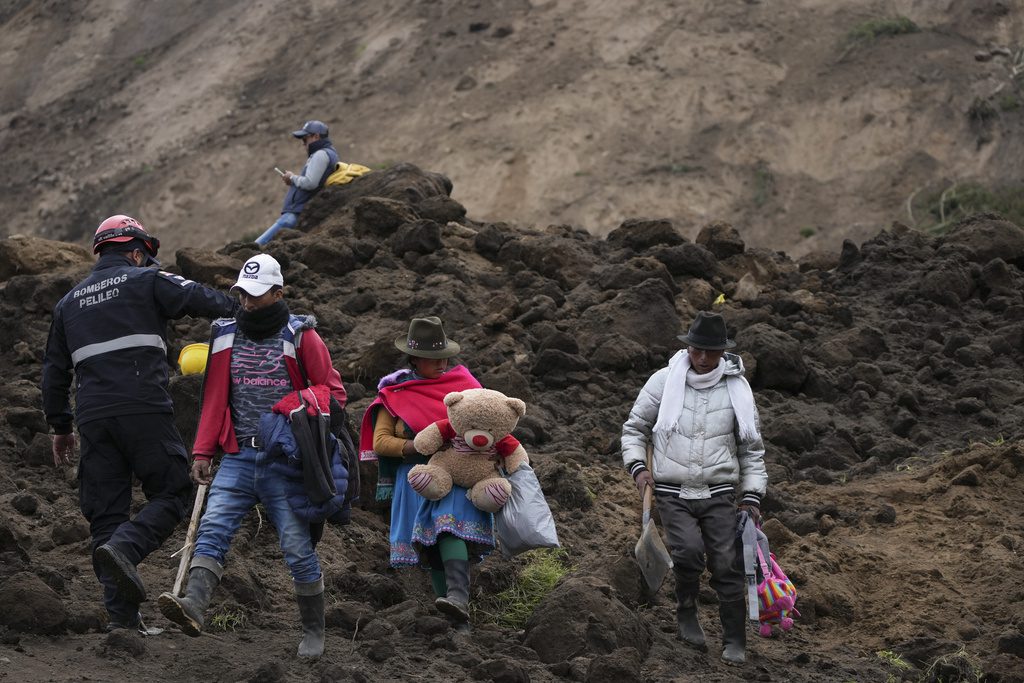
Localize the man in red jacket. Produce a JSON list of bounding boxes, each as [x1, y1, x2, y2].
[[158, 254, 345, 658]]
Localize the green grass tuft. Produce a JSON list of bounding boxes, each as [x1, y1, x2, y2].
[[915, 183, 1024, 235], [474, 549, 572, 630], [921, 646, 983, 683], [753, 161, 775, 207], [208, 609, 248, 632], [847, 16, 919, 43], [998, 93, 1020, 112]]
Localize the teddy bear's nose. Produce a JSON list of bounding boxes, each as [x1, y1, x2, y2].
[[472, 434, 490, 447]]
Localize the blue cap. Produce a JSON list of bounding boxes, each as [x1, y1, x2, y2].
[[291, 120, 328, 138]]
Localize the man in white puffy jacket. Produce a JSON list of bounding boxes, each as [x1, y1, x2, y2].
[[621, 311, 767, 666]]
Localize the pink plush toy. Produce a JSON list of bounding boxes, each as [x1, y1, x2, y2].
[[756, 546, 800, 637]]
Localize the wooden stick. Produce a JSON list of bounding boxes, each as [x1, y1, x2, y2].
[[172, 484, 208, 596]]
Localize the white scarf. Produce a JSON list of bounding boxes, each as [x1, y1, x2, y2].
[[653, 350, 758, 442]]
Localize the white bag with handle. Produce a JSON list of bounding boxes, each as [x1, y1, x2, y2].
[[493, 463, 560, 557]]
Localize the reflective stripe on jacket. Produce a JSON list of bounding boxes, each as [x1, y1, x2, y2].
[[41, 252, 236, 432]]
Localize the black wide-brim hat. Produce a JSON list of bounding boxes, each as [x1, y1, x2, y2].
[[395, 316, 461, 359], [677, 311, 736, 350]]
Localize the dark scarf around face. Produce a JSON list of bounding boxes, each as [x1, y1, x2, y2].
[[236, 300, 290, 340]]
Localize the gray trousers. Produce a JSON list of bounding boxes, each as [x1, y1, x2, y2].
[[655, 493, 743, 602]]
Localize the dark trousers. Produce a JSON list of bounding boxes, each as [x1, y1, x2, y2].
[[77, 414, 191, 622], [656, 493, 744, 602]]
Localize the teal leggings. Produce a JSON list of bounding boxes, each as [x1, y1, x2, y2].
[[428, 534, 468, 597]]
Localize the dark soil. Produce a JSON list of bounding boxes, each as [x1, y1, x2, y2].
[[1, 167, 1023, 682]]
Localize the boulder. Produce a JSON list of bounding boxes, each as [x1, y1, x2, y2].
[[739, 323, 808, 391], [524, 576, 649, 664], [0, 572, 68, 634], [606, 218, 684, 252], [0, 235, 92, 280], [695, 221, 745, 259], [175, 247, 240, 286]]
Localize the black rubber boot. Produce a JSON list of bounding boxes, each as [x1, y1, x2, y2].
[[157, 567, 219, 637], [434, 559, 470, 622], [296, 581, 325, 658], [95, 544, 147, 605], [719, 599, 747, 665], [674, 577, 706, 651]]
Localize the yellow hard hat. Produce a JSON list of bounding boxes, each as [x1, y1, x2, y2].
[[178, 343, 210, 375]]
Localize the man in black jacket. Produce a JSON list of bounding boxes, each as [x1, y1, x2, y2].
[[41, 214, 237, 632]]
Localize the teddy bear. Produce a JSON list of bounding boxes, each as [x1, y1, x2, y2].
[[408, 388, 529, 513]]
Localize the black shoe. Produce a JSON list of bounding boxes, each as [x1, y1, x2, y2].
[[105, 611, 144, 634], [95, 544, 147, 604]]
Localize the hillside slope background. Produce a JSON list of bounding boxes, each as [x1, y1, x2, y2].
[[1, 0, 1023, 257], [3, 2, 1024, 682]]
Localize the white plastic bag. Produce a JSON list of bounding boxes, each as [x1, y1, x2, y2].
[[493, 463, 560, 557]]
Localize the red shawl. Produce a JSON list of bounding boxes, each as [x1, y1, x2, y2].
[[358, 364, 481, 461]]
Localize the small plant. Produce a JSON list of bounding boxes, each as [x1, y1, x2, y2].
[[133, 55, 147, 68], [847, 16, 919, 43], [799, 226, 815, 239], [967, 97, 998, 124], [910, 182, 1024, 235], [208, 609, 247, 632], [753, 161, 775, 207], [643, 162, 702, 175], [921, 646, 983, 683], [998, 93, 1021, 111], [877, 649, 912, 682], [895, 455, 929, 472], [474, 549, 572, 630], [877, 649, 911, 670]]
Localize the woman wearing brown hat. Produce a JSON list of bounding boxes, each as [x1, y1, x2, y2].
[[358, 317, 492, 628]]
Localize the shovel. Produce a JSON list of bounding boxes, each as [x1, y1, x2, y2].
[[634, 446, 673, 594]]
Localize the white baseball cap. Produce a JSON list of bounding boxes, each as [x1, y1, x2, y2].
[[231, 254, 284, 297]]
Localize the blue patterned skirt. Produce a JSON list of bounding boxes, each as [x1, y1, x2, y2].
[[389, 462, 495, 567]]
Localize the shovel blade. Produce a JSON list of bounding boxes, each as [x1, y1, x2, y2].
[[635, 519, 673, 593]]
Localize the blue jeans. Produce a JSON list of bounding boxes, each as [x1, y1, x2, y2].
[[255, 211, 298, 245], [193, 446, 320, 583]]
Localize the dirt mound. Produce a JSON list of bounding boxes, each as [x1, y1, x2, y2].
[[1, 167, 1023, 681]]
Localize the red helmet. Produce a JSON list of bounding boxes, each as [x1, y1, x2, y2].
[[93, 214, 160, 262]]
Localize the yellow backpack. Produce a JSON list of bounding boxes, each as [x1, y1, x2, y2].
[[325, 161, 372, 186]]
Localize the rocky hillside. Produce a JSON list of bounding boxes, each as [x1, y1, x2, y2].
[[0, 167, 1023, 681], [2, 1, 1024, 260]]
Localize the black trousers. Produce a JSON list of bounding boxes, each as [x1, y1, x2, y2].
[[77, 413, 191, 622], [655, 493, 744, 603]]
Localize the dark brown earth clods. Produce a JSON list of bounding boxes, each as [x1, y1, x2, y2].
[[1, 167, 1023, 682]]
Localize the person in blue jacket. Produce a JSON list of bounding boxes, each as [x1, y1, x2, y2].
[[41, 214, 236, 633], [255, 120, 338, 245]]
